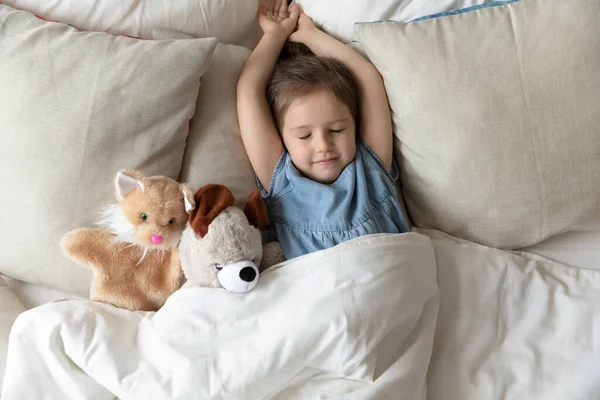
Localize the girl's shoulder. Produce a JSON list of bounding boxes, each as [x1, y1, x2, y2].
[[256, 150, 295, 204], [356, 138, 399, 183]]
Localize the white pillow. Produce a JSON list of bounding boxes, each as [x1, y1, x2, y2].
[[0, 4, 217, 296], [355, 0, 600, 249], [0, 276, 26, 393], [296, 0, 497, 43], [2, 0, 262, 48]]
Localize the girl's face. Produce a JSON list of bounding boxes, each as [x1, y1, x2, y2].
[[280, 89, 356, 184]]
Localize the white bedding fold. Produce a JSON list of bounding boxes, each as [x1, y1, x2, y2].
[[420, 229, 600, 400], [1, 233, 439, 400]]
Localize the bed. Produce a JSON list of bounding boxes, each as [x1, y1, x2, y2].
[[1, 0, 599, 398]]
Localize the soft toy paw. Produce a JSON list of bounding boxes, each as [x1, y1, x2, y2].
[[260, 241, 285, 271]]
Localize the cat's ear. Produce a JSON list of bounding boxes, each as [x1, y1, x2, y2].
[[180, 183, 195, 214], [115, 169, 145, 201]]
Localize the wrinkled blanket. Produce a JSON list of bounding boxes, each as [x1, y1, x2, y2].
[[4, 230, 600, 400], [1, 233, 439, 400]]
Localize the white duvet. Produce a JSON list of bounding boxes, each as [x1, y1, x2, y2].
[[421, 229, 600, 399], [2, 231, 600, 400], [1, 233, 439, 400]]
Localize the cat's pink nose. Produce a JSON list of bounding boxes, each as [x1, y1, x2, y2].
[[151, 235, 163, 244]]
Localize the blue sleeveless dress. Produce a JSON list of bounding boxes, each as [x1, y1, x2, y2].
[[258, 139, 410, 260]]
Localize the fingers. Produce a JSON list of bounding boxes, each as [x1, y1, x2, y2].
[[278, 0, 288, 17], [258, 1, 266, 16], [288, 2, 300, 20], [260, 0, 273, 16]]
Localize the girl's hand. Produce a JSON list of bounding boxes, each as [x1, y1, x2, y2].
[[289, 8, 318, 44], [258, 0, 300, 39]]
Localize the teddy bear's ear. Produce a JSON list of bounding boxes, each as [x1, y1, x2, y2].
[[189, 184, 235, 237], [115, 169, 145, 201], [244, 190, 269, 230]]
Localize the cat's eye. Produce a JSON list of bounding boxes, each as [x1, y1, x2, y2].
[[213, 263, 223, 271], [140, 213, 148, 221], [168, 218, 176, 225]]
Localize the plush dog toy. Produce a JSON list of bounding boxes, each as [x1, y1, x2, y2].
[[61, 169, 195, 311], [179, 184, 284, 293]]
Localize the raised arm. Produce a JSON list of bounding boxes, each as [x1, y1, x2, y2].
[[237, 0, 300, 190], [290, 11, 394, 171]]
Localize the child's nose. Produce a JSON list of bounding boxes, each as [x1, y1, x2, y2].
[[315, 134, 332, 152]]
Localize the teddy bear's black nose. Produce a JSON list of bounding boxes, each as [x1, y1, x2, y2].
[[239, 267, 257, 282]]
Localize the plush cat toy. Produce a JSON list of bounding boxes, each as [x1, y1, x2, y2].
[[61, 169, 195, 311], [179, 184, 284, 293]]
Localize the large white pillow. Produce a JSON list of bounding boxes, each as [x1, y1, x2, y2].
[[355, 0, 600, 249], [0, 4, 217, 296], [2, 0, 262, 48], [296, 0, 497, 43]]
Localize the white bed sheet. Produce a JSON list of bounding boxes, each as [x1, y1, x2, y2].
[[419, 228, 600, 400]]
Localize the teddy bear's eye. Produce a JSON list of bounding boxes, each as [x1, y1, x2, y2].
[[140, 213, 148, 221], [168, 218, 175, 225], [213, 263, 223, 271]]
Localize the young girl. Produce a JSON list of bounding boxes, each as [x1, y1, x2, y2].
[[237, 0, 409, 260]]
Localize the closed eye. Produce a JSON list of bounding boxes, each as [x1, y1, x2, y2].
[[330, 129, 344, 133], [299, 134, 312, 140]]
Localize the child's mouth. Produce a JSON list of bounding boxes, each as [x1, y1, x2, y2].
[[315, 157, 338, 166]]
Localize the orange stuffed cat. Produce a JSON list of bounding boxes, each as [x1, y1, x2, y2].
[[61, 169, 195, 311]]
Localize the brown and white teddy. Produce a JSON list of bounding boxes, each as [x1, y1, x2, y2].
[[179, 184, 284, 293], [61, 169, 195, 311]]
